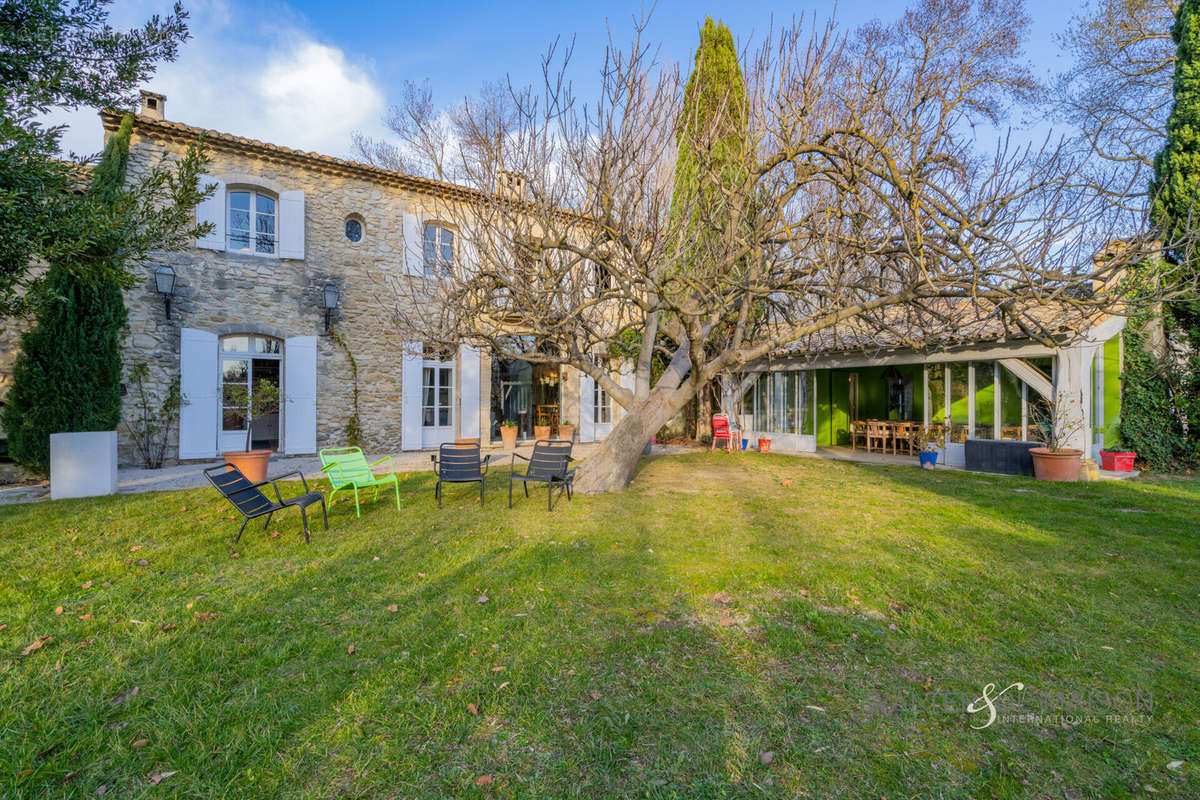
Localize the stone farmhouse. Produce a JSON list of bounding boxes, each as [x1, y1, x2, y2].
[[0, 91, 1126, 471]]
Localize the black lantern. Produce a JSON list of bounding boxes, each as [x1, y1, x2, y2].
[[322, 282, 340, 332], [153, 264, 176, 319]]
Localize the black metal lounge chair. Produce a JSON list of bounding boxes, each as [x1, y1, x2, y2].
[[509, 439, 576, 511], [431, 442, 491, 508], [203, 463, 327, 544]]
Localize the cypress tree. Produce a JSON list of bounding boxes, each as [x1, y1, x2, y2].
[[2, 117, 133, 474], [1151, 0, 1200, 266]]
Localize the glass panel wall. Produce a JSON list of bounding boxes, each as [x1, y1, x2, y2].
[[1000, 367, 1023, 439], [928, 365, 946, 427], [949, 363, 970, 443], [974, 362, 995, 439], [800, 373, 813, 435], [747, 371, 811, 434]]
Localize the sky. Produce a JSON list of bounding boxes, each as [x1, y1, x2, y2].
[[49, 0, 1080, 160]]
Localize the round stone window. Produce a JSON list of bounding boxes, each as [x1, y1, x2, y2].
[[344, 217, 364, 243]]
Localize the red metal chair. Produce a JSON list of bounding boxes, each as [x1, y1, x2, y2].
[[711, 413, 734, 452]]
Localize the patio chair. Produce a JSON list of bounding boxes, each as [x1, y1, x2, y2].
[[711, 413, 734, 452], [431, 442, 491, 508], [509, 439, 576, 510], [203, 463, 326, 544], [319, 446, 401, 517], [866, 420, 890, 453], [850, 420, 869, 451]]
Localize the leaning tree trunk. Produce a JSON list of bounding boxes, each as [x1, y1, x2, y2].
[[573, 390, 694, 494]]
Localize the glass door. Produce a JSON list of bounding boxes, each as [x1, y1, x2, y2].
[[421, 358, 454, 448], [219, 335, 281, 453]]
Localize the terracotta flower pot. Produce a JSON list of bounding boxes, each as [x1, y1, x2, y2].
[[222, 449, 272, 483], [556, 424, 575, 442], [1029, 447, 1083, 482], [499, 426, 518, 449], [533, 425, 552, 441]]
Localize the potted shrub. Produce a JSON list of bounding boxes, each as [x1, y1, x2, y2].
[[1028, 396, 1085, 482], [499, 419, 519, 449], [557, 420, 575, 441], [221, 379, 279, 483], [910, 426, 941, 470], [1099, 425, 1136, 471], [534, 422, 552, 441]]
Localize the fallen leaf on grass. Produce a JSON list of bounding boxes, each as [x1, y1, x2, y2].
[[147, 771, 177, 785], [95, 785, 107, 795], [158, 623, 176, 632], [474, 775, 493, 787], [21, 635, 52, 656], [62, 771, 78, 783], [589, 690, 602, 701], [1166, 760, 1184, 771], [129, 545, 142, 553], [0, 623, 7, 632], [759, 750, 775, 765], [490, 665, 506, 672], [417, 572, 427, 578], [130, 738, 149, 748], [496, 681, 509, 690], [781, 479, 793, 487], [230, 552, 241, 559], [467, 702, 478, 715], [78, 613, 93, 620], [110, 686, 138, 706], [81, 581, 93, 590], [193, 612, 219, 621], [386, 604, 398, 613], [804, 704, 826, 712], [54, 606, 63, 615], [477, 595, 488, 604], [347, 644, 356, 655]]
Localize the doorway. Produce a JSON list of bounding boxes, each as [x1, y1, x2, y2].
[[421, 355, 455, 448], [219, 335, 282, 453]]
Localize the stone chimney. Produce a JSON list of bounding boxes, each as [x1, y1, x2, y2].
[[139, 90, 166, 120], [496, 170, 527, 201]]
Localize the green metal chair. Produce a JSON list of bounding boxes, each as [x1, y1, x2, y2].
[[319, 447, 402, 517]]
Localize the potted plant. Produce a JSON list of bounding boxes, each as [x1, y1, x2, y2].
[[758, 437, 772, 453], [910, 425, 941, 470], [557, 420, 575, 441], [499, 419, 519, 449], [1099, 425, 1136, 471], [1028, 396, 1085, 482], [534, 422, 552, 441], [221, 379, 279, 483]]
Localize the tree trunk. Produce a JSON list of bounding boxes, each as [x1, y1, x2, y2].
[[574, 391, 693, 494]]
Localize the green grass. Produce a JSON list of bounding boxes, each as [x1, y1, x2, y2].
[[1, 453, 1198, 799]]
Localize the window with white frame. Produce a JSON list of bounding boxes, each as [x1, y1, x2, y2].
[[593, 381, 612, 424], [423, 224, 454, 276], [228, 189, 277, 255]]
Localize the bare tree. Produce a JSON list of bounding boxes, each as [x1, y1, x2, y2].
[[378, 0, 1194, 493], [1056, 0, 1178, 212]]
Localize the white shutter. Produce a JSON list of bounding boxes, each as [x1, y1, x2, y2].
[[283, 336, 318, 454], [459, 344, 481, 439], [279, 190, 305, 260], [195, 174, 225, 250], [403, 213, 424, 276], [179, 328, 219, 458], [401, 341, 423, 449], [459, 235, 478, 279], [579, 372, 595, 442]]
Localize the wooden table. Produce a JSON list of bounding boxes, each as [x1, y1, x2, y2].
[[853, 420, 920, 454]]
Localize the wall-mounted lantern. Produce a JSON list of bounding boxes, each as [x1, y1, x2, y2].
[[153, 264, 176, 319], [322, 282, 340, 333]]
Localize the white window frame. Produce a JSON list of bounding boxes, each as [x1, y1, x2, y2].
[[423, 223, 455, 277], [593, 381, 612, 425], [227, 188, 278, 256]]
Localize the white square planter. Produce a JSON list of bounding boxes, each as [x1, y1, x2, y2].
[[50, 431, 118, 500]]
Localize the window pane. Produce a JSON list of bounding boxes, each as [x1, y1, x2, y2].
[[439, 408, 450, 426], [423, 408, 434, 426], [256, 194, 275, 214], [438, 387, 450, 408], [928, 366, 945, 426], [1000, 366, 1022, 440], [439, 367, 452, 387], [256, 213, 274, 234], [255, 337, 281, 354], [949, 363, 969, 443], [974, 362, 995, 439], [424, 225, 436, 242], [800, 372, 813, 435], [222, 337, 249, 354], [229, 191, 250, 210], [424, 242, 437, 274], [229, 209, 250, 231], [222, 408, 247, 431], [222, 359, 248, 381]]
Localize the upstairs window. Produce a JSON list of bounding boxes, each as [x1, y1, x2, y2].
[[228, 190, 276, 255], [423, 224, 454, 276]]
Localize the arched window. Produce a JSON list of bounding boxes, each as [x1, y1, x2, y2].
[[423, 223, 454, 276], [228, 189, 277, 255]]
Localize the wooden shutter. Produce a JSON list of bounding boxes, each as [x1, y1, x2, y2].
[[283, 336, 317, 454], [195, 174, 225, 250], [459, 345, 481, 439], [279, 190, 305, 259], [403, 213, 424, 276], [178, 328, 219, 458], [579, 372, 595, 442], [401, 342, 423, 449]]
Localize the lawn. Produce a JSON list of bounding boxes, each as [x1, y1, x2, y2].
[[1, 453, 1198, 799]]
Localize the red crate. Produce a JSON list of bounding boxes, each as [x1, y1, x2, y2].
[[1100, 450, 1136, 471]]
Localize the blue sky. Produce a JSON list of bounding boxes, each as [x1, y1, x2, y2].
[[52, 0, 1079, 158]]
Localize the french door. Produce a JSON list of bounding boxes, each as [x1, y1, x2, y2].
[[421, 358, 455, 448], [219, 335, 281, 453]]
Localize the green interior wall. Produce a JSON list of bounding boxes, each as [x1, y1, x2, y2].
[[816, 370, 833, 446], [812, 365, 924, 446], [1103, 335, 1122, 447]]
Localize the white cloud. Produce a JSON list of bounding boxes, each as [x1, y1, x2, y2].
[[48, 0, 387, 159]]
